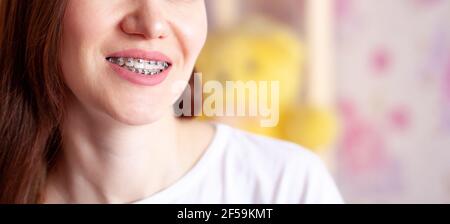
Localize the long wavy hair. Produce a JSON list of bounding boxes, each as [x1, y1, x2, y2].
[[0, 0, 69, 203], [0, 0, 198, 204]]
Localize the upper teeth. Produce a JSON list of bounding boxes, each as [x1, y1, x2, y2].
[[107, 57, 170, 75]]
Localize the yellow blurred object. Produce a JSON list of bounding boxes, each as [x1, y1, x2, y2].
[[196, 16, 305, 108], [196, 15, 338, 151], [239, 119, 283, 138], [281, 106, 338, 151]]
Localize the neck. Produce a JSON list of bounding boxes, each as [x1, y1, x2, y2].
[[46, 100, 195, 204]]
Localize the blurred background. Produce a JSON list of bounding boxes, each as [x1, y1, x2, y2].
[[197, 0, 450, 203]]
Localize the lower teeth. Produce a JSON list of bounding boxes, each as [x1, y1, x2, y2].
[[125, 66, 164, 76]]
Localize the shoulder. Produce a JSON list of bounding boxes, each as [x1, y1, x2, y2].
[[217, 123, 322, 171], [213, 123, 344, 204]]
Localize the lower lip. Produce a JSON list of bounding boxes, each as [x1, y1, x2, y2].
[[108, 62, 171, 86]]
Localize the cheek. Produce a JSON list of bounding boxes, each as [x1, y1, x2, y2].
[[61, 2, 118, 118], [64, 0, 113, 38], [61, 2, 111, 90], [64, 4, 98, 50], [62, 0, 113, 66], [175, 13, 208, 68]]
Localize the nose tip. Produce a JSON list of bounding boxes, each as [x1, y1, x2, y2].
[[149, 20, 168, 39], [120, 5, 169, 40]]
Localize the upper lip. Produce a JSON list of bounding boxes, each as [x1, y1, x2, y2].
[[106, 49, 173, 64]]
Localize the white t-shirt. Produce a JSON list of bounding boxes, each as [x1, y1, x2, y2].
[[134, 123, 344, 204]]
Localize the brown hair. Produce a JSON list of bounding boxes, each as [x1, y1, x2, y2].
[[0, 0, 199, 204], [0, 0, 69, 203]]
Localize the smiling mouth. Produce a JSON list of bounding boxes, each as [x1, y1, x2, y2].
[[106, 57, 172, 76]]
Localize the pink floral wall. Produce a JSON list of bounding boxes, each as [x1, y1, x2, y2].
[[335, 0, 450, 203]]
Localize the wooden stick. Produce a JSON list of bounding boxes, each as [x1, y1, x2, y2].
[[305, 0, 335, 108]]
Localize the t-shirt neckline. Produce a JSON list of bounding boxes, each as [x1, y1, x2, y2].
[[132, 122, 229, 204]]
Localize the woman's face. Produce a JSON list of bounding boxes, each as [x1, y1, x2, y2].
[[61, 0, 207, 125]]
